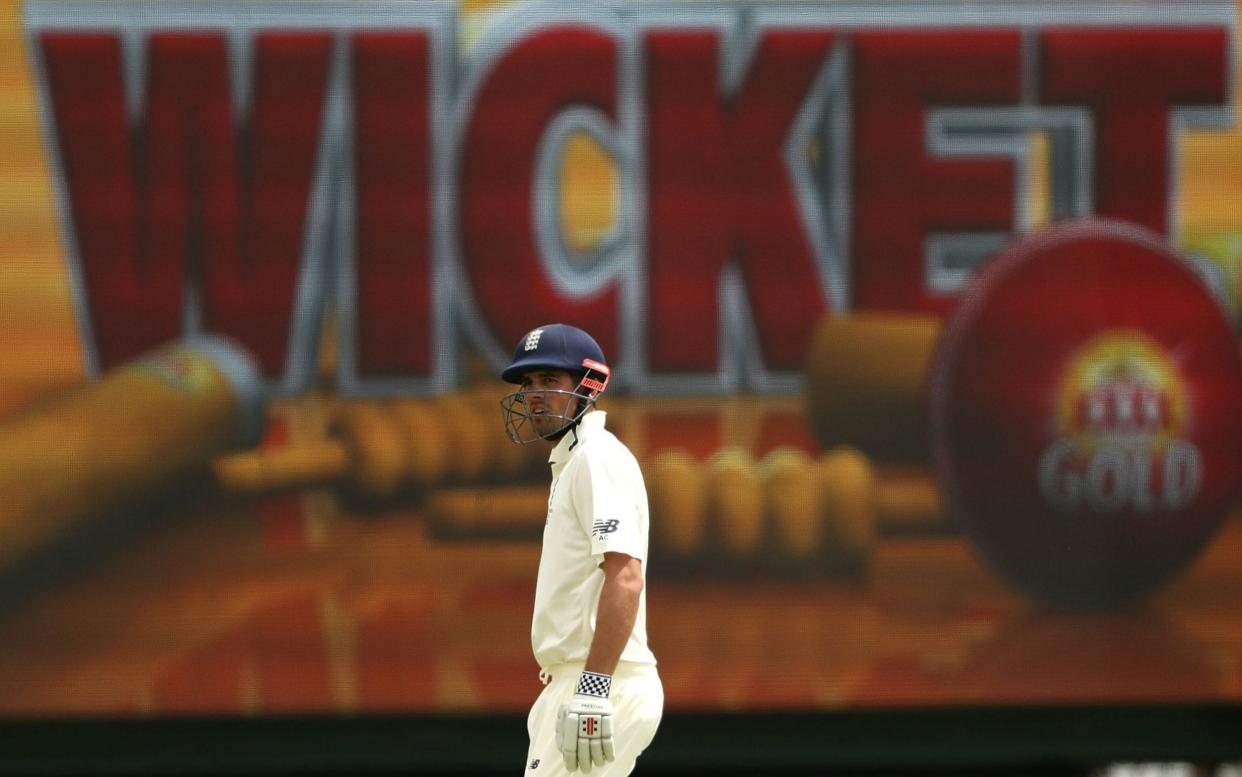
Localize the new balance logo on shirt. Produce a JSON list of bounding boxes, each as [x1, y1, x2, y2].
[[592, 518, 619, 537]]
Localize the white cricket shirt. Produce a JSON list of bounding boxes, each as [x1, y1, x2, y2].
[[531, 410, 657, 670]]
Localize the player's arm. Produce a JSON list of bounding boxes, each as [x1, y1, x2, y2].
[[557, 551, 642, 772], [586, 551, 643, 676]]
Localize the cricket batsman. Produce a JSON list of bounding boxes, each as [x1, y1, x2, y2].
[[500, 323, 663, 775]]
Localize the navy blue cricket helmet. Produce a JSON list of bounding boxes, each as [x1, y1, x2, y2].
[[501, 324, 609, 388], [499, 324, 612, 444]]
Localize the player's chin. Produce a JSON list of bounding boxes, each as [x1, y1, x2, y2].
[[531, 415, 565, 438]]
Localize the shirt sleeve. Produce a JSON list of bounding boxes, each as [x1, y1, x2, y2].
[[570, 450, 646, 563]]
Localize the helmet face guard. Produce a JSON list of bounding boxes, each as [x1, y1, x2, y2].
[[500, 358, 610, 445]]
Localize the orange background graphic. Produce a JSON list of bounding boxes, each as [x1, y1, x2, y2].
[[3, 0, 1242, 731]]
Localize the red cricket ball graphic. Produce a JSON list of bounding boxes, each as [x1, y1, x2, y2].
[[930, 218, 1242, 609]]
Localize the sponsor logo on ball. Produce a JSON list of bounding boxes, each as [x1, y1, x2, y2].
[[1037, 331, 1201, 514]]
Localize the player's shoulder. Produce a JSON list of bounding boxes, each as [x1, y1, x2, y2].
[[580, 434, 646, 490], [584, 425, 638, 463]]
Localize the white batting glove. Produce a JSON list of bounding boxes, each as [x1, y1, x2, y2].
[[555, 671, 615, 773]]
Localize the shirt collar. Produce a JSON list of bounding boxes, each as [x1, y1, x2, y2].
[[548, 410, 607, 472]]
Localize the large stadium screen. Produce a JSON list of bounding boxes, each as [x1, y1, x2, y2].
[[3, 0, 1242, 719]]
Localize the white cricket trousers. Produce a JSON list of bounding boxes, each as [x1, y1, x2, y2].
[[524, 661, 663, 776]]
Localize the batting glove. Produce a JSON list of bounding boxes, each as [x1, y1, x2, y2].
[[556, 671, 615, 773]]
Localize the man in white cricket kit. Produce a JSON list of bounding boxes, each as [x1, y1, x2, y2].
[[500, 323, 663, 776]]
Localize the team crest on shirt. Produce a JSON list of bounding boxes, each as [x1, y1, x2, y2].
[[592, 518, 619, 537]]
